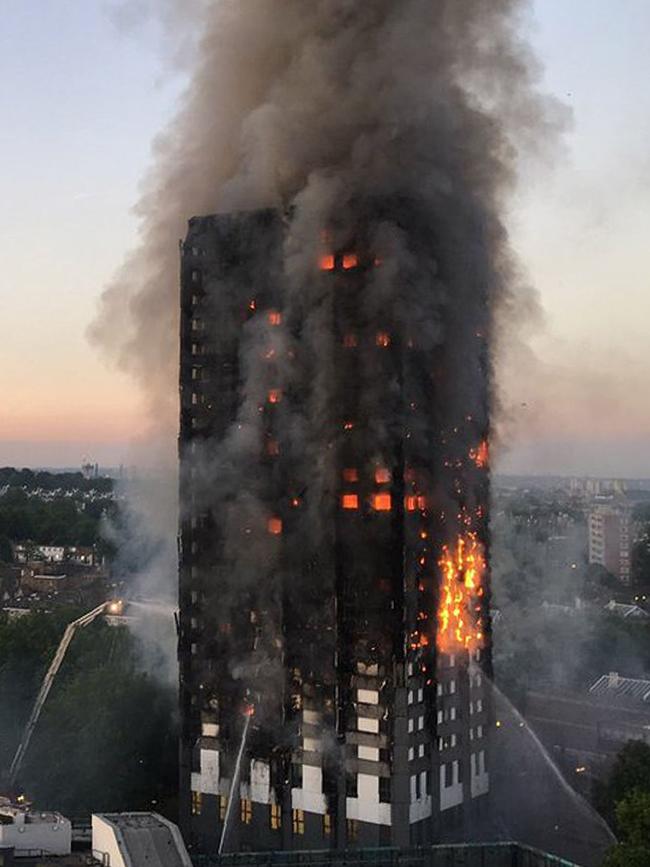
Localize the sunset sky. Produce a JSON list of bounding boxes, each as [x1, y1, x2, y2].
[[2, 0, 649, 475]]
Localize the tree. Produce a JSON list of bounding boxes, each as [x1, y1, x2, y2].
[[595, 741, 650, 830], [631, 527, 650, 588], [603, 789, 650, 867]]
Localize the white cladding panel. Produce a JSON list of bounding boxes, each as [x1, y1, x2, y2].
[[358, 745, 379, 761], [199, 748, 220, 794], [439, 765, 464, 811], [251, 760, 271, 804], [346, 797, 391, 826]]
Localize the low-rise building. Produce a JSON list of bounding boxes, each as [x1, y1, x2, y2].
[[92, 813, 192, 867], [525, 673, 650, 790], [0, 804, 71, 857]]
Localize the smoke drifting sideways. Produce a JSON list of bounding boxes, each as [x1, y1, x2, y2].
[[89, 3, 562, 672]]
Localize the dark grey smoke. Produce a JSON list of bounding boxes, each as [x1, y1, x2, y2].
[[89, 1, 565, 692]]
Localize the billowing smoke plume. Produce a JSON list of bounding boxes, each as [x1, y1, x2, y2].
[[89, 1, 562, 683]]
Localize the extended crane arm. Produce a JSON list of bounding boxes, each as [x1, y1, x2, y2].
[[8, 602, 110, 784]]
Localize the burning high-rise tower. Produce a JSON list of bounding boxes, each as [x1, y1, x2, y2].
[[178, 196, 492, 853]]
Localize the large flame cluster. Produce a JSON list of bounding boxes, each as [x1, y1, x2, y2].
[[437, 531, 485, 652]]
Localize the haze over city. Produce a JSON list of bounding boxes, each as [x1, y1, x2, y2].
[[2, 0, 649, 476]]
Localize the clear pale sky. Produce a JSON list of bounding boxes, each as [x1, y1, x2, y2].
[[1, 1, 649, 476]]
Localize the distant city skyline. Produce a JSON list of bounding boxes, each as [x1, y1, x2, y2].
[[2, 0, 649, 474]]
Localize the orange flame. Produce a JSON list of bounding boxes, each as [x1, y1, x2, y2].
[[319, 253, 335, 271], [342, 252, 359, 270], [372, 493, 392, 512], [469, 440, 489, 469], [437, 532, 485, 652], [376, 332, 390, 347]]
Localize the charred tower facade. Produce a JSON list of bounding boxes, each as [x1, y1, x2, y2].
[[178, 199, 492, 854]]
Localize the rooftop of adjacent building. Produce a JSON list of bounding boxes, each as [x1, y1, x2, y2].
[[192, 843, 584, 867], [97, 812, 175, 831], [0, 804, 69, 826], [94, 811, 192, 867], [589, 672, 650, 703], [603, 600, 650, 619]]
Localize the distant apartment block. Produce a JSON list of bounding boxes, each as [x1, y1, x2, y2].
[[588, 505, 633, 584]]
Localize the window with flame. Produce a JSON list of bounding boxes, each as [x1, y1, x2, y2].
[[376, 331, 390, 347], [375, 467, 391, 484], [241, 799, 252, 824], [342, 468, 358, 482], [270, 803, 281, 830], [341, 494, 359, 510], [268, 310, 282, 326], [267, 517, 283, 535], [372, 493, 392, 511], [267, 389, 282, 404], [292, 809, 305, 835], [342, 252, 359, 270], [319, 254, 335, 271], [266, 439, 280, 456]]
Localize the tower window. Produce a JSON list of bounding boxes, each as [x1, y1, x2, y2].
[[267, 517, 283, 535], [372, 493, 392, 511], [291, 764, 303, 787], [379, 777, 391, 803], [323, 814, 331, 836], [268, 389, 282, 404], [241, 799, 252, 824], [376, 332, 390, 347], [191, 791, 202, 816], [319, 254, 335, 271], [342, 468, 358, 482], [375, 467, 391, 484], [268, 310, 282, 326], [346, 819, 358, 842], [292, 809, 305, 835], [341, 493, 359, 510], [270, 803, 281, 830], [343, 333, 358, 348], [342, 252, 359, 270], [219, 796, 226, 821]]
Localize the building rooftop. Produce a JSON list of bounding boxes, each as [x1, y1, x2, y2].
[[589, 672, 650, 702], [94, 812, 192, 867], [604, 600, 649, 619], [193, 843, 584, 867]]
